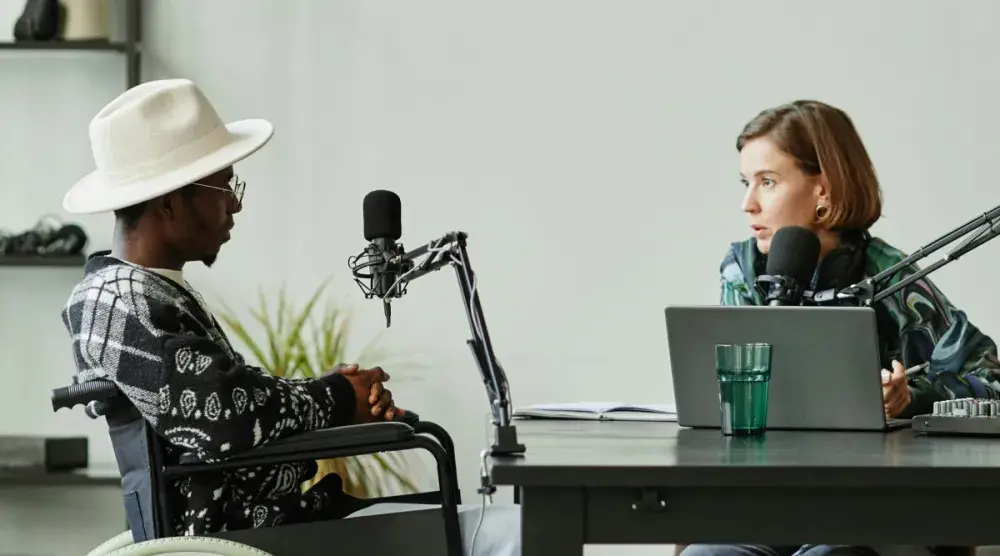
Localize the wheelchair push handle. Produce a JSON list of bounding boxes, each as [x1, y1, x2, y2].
[[51, 378, 119, 412]]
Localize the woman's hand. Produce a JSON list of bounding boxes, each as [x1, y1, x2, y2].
[[881, 359, 911, 418]]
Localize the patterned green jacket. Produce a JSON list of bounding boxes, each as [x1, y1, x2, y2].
[[719, 235, 1000, 417]]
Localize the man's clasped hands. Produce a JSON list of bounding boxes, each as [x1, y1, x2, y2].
[[328, 363, 405, 424]]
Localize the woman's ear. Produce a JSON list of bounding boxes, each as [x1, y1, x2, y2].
[[813, 174, 831, 207]]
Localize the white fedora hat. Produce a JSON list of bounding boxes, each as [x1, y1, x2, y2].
[[63, 78, 274, 214]]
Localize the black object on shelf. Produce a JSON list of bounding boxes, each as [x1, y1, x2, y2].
[[0, 254, 85, 267], [1, 217, 89, 265], [2, 0, 142, 88]]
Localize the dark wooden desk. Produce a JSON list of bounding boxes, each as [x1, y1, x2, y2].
[[490, 420, 1000, 556]]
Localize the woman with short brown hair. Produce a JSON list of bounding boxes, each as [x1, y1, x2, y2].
[[737, 100, 883, 246], [685, 100, 1000, 556]]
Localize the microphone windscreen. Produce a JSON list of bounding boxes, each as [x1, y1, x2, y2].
[[765, 226, 821, 285], [363, 190, 402, 241]]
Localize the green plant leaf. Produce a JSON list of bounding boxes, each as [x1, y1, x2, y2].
[[285, 281, 328, 375], [249, 289, 283, 376]]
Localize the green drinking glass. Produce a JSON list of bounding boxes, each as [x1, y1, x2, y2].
[[715, 343, 772, 436]]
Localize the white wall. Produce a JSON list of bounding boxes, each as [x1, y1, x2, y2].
[[3, 1, 1000, 554]]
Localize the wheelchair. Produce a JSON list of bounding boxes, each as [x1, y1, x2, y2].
[[51, 377, 464, 556]]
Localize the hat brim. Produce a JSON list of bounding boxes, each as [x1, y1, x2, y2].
[[63, 118, 275, 214]]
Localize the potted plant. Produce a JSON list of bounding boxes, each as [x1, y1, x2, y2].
[[214, 279, 425, 499]]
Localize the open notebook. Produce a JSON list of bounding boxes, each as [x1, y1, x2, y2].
[[512, 402, 677, 422]]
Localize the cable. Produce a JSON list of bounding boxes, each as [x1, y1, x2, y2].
[[388, 241, 503, 555], [470, 448, 492, 556], [454, 247, 513, 418], [376, 238, 512, 416]]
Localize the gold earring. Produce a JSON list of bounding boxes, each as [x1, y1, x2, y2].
[[816, 204, 829, 220]]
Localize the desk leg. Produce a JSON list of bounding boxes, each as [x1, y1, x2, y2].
[[521, 487, 584, 556]]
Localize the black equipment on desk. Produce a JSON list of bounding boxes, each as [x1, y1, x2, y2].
[[754, 226, 821, 306], [805, 203, 1000, 307], [347, 190, 525, 461], [913, 398, 1000, 436]]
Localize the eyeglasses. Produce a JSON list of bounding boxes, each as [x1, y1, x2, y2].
[[192, 174, 246, 206]]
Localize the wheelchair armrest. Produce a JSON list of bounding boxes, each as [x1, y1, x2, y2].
[[51, 378, 120, 412], [177, 421, 415, 465]]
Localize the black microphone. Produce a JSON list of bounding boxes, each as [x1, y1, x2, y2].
[[359, 190, 412, 326], [755, 226, 821, 306], [363, 190, 403, 296]]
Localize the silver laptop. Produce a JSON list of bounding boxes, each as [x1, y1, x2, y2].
[[665, 305, 910, 431]]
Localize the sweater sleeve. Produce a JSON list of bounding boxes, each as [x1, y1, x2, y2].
[[64, 268, 356, 463], [876, 263, 1000, 417], [149, 333, 357, 461], [720, 279, 757, 306]]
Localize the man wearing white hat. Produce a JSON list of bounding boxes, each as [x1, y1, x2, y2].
[[60, 79, 521, 555]]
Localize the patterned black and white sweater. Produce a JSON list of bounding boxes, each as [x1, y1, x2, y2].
[[61, 252, 360, 535]]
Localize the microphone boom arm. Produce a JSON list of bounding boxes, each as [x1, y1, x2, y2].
[[870, 218, 1000, 305], [351, 231, 526, 459], [855, 203, 1000, 302], [809, 203, 1000, 307]]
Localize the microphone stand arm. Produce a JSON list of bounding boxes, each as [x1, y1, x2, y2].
[[869, 218, 1000, 305], [386, 232, 526, 460], [842, 203, 1000, 305]]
